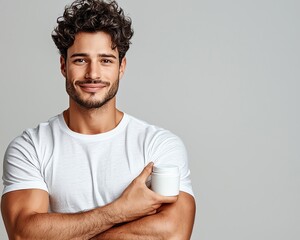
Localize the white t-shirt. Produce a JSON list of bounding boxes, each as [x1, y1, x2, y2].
[[2, 113, 193, 213]]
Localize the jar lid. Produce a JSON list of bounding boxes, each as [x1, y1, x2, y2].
[[153, 164, 179, 174]]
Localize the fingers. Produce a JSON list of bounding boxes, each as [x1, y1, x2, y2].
[[136, 162, 154, 182], [136, 162, 179, 204], [146, 209, 157, 216], [157, 195, 178, 204]]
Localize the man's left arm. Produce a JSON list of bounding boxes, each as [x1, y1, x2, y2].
[[93, 191, 196, 240]]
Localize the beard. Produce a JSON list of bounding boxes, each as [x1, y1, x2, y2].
[[65, 76, 120, 109]]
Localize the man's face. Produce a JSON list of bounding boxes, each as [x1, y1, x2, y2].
[[60, 31, 126, 109]]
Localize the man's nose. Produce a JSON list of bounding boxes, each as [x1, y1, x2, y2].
[[85, 61, 101, 79]]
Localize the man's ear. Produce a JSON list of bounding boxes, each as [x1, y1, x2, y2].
[[60, 56, 66, 77], [119, 57, 127, 79]]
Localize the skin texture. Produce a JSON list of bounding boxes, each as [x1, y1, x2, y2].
[[1, 31, 196, 240], [93, 192, 196, 240]]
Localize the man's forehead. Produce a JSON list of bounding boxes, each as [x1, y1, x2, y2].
[[68, 31, 118, 55]]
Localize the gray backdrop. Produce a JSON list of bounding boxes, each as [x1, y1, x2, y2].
[[1, 0, 299, 239]]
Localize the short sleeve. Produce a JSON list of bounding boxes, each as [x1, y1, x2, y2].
[[147, 130, 194, 197], [2, 131, 48, 195]]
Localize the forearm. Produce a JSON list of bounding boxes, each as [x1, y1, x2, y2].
[[8, 202, 122, 240], [92, 212, 172, 240], [93, 192, 196, 240]]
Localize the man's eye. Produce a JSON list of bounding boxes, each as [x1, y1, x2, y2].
[[74, 59, 86, 64], [102, 59, 112, 64]]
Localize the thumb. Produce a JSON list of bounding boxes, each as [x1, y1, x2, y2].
[[137, 162, 154, 182]]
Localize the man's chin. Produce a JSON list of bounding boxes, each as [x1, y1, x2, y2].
[[77, 101, 105, 109], [73, 96, 111, 109]]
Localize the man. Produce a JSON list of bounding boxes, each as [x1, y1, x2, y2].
[[1, 0, 196, 239]]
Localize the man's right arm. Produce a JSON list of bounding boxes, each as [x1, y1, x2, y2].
[[1, 189, 119, 240], [1, 163, 177, 240]]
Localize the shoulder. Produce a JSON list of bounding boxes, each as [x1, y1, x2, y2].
[[2, 115, 60, 195], [126, 114, 180, 138], [6, 114, 61, 153], [125, 113, 186, 152]]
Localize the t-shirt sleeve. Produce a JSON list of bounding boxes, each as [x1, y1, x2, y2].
[[2, 131, 48, 195], [148, 130, 194, 197]]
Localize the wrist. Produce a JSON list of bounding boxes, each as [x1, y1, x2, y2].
[[100, 200, 126, 225]]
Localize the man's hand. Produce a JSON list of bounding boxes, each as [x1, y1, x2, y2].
[[113, 162, 178, 222]]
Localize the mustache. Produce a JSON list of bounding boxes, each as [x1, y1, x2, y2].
[[75, 79, 110, 86]]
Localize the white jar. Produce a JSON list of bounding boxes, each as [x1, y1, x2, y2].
[[151, 164, 180, 196]]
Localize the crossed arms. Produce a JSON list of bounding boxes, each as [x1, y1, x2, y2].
[[1, 163, 196, 240]]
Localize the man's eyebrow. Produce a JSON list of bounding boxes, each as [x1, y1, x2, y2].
[[98, 53, 117, 59], [70, 53, 117, 59], [70, 53, 89, 58]]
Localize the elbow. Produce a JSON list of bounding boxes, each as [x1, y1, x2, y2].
[[3, 222, 23, 240], [7, 228, 28, 240], [5, 219, 36, 240], [162, 199, 196, 240], [6, 232, 23, 240], [162, 215, 193, 240]]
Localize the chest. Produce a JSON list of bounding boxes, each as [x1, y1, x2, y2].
[[42, 139, 145, 213]]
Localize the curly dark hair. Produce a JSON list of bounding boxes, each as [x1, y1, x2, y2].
[[52, 0, 133, 62]]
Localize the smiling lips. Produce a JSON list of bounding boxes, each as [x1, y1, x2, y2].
[[78, 83, 108, 93]]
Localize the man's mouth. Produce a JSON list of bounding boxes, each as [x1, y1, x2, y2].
[[76, 80, 109, 93]]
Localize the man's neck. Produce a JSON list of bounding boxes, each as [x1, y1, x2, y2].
[[63, 99, 123, 135]]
